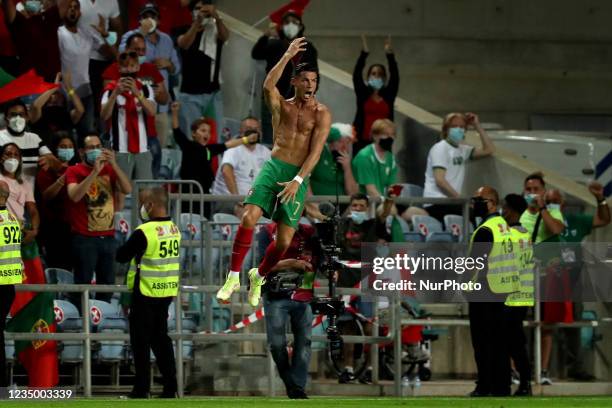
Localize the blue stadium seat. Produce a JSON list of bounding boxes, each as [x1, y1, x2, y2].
[[160, 148, 182, 180], [89, 300, 128, 362], [167, 302, 196, 360], [400, 183, 424, 198], [45, 268, 74, 300], [114, 210, 132, 246], [443, 214, 474, 242], [53, 300, 83, 363], [412, 215, 454, 242]]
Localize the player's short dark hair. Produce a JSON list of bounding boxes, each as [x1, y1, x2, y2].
[[293, 62, 318, 77], [126, 32, 146, 49], [524, 171, 545, 187], [350, 193, 369, 205], [504, 193, 527, 215]]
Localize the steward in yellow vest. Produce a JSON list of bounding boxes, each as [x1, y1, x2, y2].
[[501, 193, 534, 395], [467, 186, 513, 397], [116, 187, 179, 399], [0, 180, 22, 388]]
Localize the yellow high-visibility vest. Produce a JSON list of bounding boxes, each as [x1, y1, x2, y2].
[[0, 209, 22, 285], [505, 225, 535, 307], [470, 215, 519, 294], [127, 220, 181, 297]]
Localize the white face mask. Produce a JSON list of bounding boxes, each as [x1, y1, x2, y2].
[[140, 204, 150, 222], [282, 22, 300, 39], [143, 17, 157, 34], [8, 116, 26, 134], [3, 158, 19, 174]]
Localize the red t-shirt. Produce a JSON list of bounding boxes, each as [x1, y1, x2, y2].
[[36, 166, 69, 224], [9, 6, 61, 81], [362, 96, 391, 142], [64, 163, 118, 237], [128, 0, 192, 34]]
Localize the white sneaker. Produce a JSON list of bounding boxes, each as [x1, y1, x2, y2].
[[540, 372, 553, 385]]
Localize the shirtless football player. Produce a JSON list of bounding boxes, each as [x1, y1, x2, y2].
[[216, 37, 331, 307]]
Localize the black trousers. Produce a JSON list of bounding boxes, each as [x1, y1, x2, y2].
[[129, 284, 176, 394], [507, 306, 531, 388], [0, 285, 15, 388], [469, 302, 511, 396]]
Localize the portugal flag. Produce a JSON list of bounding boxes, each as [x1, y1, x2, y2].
[[6, 292, 59, 387]]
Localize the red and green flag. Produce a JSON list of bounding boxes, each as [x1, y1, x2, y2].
[[0, 69, 58, 105], [6, 292, 59, 387]]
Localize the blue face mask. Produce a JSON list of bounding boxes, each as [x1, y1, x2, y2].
[[350, 211, 367, 225], [85, 149, 102, 165], [24, 0, 42, 14], [105, 31, 118, 46], [138, 56, 147, 65], [447, 127, 465, 144], [524, 193, 538, 207], [547, 203, 561, 212], [57, 148, 75, 163], [367, 77, 384, 90]]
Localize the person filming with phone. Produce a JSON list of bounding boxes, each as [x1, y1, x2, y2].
[[65, 133, 132, 305], [423, 112, 495, 222]]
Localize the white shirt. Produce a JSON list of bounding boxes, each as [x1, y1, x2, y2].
[[78, 0, 120, 61], [58, 26, 102, 97], [0, 129, 51, 186], [212, 144, 271, 195], [423, 139, 474, 200], [101, 85, 156, 153]]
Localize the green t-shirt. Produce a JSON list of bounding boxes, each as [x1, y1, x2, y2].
[[561, 213, 593, 243], [310, 145, 345, 195], [352, 144, 397, 195], [519, 208, 565, 243]]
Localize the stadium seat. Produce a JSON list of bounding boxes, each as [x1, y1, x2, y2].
[[89, 300, 127, 363], [160, 148, 183, 180], [400, 183, 424, 198], [53, 300, 84, 363], [443, 214, 474, 242], [179, 213, 205, 275], [45, 268, 74, 300], [221, 117, 241, 140], [412, 215, 453, 243], [114, 210, 132, 245], [167, 302, 196, 360]]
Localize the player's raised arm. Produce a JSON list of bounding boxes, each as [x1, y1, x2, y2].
[[298, 106, 332, 179], [263, 37, 307, 114]]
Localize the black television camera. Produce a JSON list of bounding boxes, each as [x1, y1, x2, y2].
[[310, 202, 346, 360]]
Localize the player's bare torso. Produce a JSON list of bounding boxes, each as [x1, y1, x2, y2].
[[271, 97, 328, 167]]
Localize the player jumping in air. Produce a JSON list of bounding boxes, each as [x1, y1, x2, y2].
[[216, 37, 331, 307]]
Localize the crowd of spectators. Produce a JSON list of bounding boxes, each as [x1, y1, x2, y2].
[[0, 0, 609, 389]]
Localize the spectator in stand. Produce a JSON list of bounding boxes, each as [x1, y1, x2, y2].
[[211, 116, 270, 216], [58, 0, 115, 136], [0, 144, 44, 293], [352, 119, 397, 199], [119, 3, 180, 149], [0, 6, 18, 76], [252, 10, 317, 144], [519, 172, 565, 385], [2, 0, 66, 81], [423, 112, 495, 222], [128, 0, 193, 38], [176, 1, 229, 137], [104, 32, 169, 177], [544, 183, 610, 381], [336, 192, 393, 384], [352, 35, 398, 154], [0, 100, 60, 185], [65, 134, 131, 302], [100, 50, 157, 181], [30, 72, 85, 145], [78, 0, 122, 122], [309, 123, 358, 196], [35, 131, 76, 270], [170, 102, 258, 215]]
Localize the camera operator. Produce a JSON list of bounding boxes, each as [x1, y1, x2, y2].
[[335, 192, 394, 384], [257, 220, 322, 399]]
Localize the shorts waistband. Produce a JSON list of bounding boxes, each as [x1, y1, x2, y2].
[[270, 156, 300, 170]]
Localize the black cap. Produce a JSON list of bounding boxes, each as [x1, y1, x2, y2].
[[139, 2, 159, 18]]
